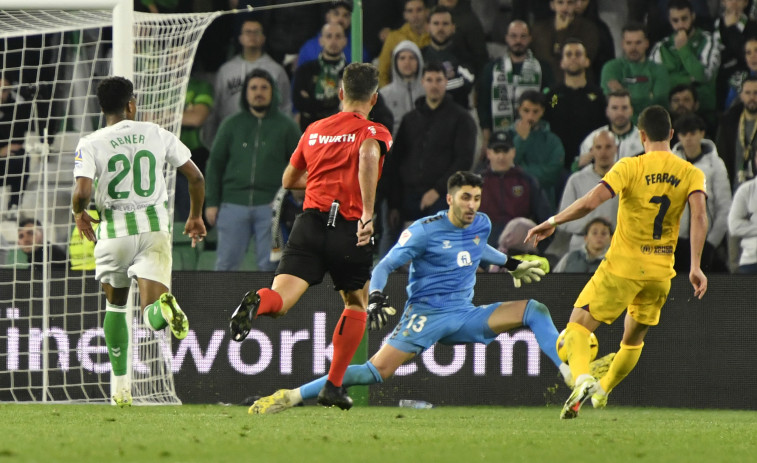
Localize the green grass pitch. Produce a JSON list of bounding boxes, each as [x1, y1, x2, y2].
[[1, 404, 756, 463]]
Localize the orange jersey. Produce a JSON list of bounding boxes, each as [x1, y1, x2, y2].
[[601, 150, 706, 280]]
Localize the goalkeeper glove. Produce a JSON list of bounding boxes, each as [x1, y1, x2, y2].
[[505, 258, 545, 288], [367, 290, 396, 330]]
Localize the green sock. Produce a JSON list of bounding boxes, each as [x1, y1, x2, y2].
[[143, 298, 168, 331], [103, 304, 129, 376]]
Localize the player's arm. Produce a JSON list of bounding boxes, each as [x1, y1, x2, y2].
[[282, 163, 307, 190], [356, 137, 381, 246], [688, 190, 708, 299], [525, 182, 612, 246], [177, 159, 207, 247], [72, 176, 99, 242]]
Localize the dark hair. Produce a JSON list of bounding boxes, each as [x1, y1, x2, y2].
[[638, 105, 672, 142], [561, 37, 585, 55], [422, 61, 446, 76], [447, 171, 483, 193], [621, 22, 647, 36], [97, 76, 133, 115], [326, 0, 352, 12], [404, 0, 425, 7], [428, 5, 453, 22], [18, 218, 41, 228], [668, 0, 693, 13], [741, 74, 757, 89], [669, 83, 698, 102], [673, 113, 706, 135], [342, 62, 379, 102], [607, 88, 631, 101], [518, 89, 546, 108], [583, 216, 613, 235], [240, 68, 275, 110]]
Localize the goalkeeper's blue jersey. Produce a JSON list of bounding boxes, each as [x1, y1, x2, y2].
[[371, 211, 507, 308]]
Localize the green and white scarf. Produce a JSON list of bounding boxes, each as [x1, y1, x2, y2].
[[315, 53, 346, 101], [490, 50, 542, 131]]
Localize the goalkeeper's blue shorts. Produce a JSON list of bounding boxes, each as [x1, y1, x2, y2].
[[385, 301, 501, 355]]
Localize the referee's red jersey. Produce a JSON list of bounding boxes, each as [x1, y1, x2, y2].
[[290, 112, 392, 221]]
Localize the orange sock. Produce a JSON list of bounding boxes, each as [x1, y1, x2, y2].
[[256, 288, 283, 317], [327, 308, 367, 387]]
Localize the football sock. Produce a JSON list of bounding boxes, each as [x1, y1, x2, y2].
[[299, 361, 383, 400], [104, 303, 129, 376], [143, 299, 168, 330], [599, 341, 643, 394], [327, 308, 368, 387], [256, 288, 283, 317], [522, 299, 562, 367], [564, 322, 593, 380]]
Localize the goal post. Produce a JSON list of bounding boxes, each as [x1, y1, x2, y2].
[[0, 1, 220, 404]]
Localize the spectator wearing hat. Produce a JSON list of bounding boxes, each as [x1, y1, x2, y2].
[[478, 132, 552, 247]]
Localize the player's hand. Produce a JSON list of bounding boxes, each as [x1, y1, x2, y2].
[[524, 221, 556, 247], [75, 210, 100, 243], [184, 216, 207, 248], [508, 260, 545, 288], [367, 290, 396, 330], [356, 217, 374, 246], [689, 267, 707, 300]]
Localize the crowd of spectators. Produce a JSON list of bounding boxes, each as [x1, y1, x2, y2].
[[4, 0, 757, 275]]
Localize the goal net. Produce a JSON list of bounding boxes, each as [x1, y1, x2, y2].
[[0, 3, 220, 404]]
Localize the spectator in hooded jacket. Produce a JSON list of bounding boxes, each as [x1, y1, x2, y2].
[[379, 40, 425, 135]]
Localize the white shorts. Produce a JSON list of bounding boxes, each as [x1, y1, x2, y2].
[[94, 231, 172, 288]]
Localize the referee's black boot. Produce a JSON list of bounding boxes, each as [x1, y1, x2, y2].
[[317, 380, 353, 410], [229, 291, 260, 342]]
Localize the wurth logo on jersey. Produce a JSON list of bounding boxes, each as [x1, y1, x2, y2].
[[309, 132, 357, 145]]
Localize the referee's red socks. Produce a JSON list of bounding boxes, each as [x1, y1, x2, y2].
[[256, 288, 283, 317], [328, 308, 367, 387]]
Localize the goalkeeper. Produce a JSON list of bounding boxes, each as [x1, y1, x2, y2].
[[250, 171, 600, 414]]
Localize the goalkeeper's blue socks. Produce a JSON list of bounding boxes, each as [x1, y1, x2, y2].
[[104, 303, 129, 376], [522, 299, 562, 368], [299, 361, 383, 400]]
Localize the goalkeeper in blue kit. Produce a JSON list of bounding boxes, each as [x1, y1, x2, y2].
[[250, 171, 598, 413]]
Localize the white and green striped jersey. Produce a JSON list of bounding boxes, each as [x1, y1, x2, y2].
[[73, 120, 191, 240]]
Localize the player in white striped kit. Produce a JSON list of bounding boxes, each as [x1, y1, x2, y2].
[[72, 76, 206, 407]]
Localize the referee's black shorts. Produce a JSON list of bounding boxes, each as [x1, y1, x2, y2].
[[275, 209, 374, 291]]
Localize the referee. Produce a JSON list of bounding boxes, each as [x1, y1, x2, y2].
[[230, 62, 392, 410]]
